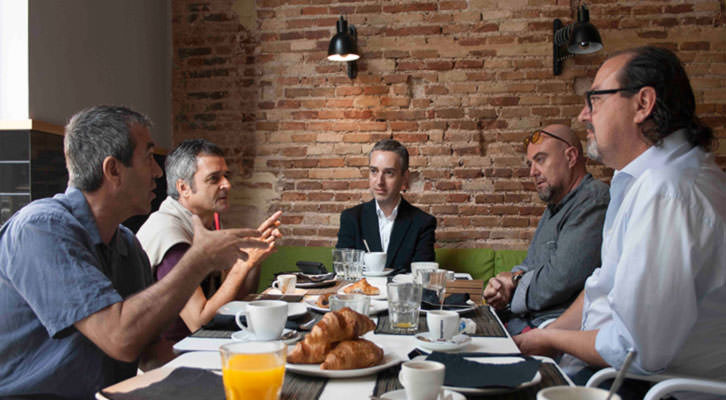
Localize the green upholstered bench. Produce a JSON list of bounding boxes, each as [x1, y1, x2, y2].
[[257, 246, 526, 289]]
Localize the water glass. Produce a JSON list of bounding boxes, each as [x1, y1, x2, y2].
[[417, 269, 449, 310], [350, 249, 364, 279], [332, 248, 346, 279], [387, 282, 422, 333], [329, 293, 370, 315], [342, 248, 363, 280], [219, 341, 287, 400]]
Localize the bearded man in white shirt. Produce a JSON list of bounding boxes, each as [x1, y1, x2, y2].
[[513, 46, 726, 399]]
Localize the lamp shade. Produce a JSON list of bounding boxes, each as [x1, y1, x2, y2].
[[567, 5, 602, 54], [327, 16, 359, 62], [568, 21, 602, 54]]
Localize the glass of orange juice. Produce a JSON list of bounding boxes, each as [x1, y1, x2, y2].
[[219, 341, 286, 400]]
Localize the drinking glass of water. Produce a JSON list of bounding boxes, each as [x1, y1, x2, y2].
[[417, 269, 449, 310], [332, 248, 346, 279], [386, 282, 423, 333]]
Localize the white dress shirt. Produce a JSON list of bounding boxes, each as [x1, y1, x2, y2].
[[563, 130, 726, 387], [375, 198, 400, 253]]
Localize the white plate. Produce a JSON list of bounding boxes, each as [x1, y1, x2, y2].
[[231, 328, 302, 344], [303, 296, 388, 315], [380, 389, 466, 400], [419, 356, 542, 394], [338, 280, 387, 300], [217, 301, 308, 318], [415, 333, 472, 352], [363, 268, 394, 277], [286, 351, 403, 378]]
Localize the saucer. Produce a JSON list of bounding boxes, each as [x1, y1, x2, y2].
[[380, 389, 465, 400], [414, 333, 471, 352], [364, 268, 393, 277], [231, 328, 302, 344]]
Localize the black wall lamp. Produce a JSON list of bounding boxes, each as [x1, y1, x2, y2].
[[553, 4, 603, 75], [328, 16, 359, 79]]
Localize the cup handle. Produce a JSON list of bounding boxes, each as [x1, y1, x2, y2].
[[272, 280, 279, 290], [398, 370, 407, 387], [235, 309, 248, 331]]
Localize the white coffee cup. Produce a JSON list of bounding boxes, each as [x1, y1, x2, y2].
[[364, 252, 386, 273], [426, 310, 460, 340], [537, 386, 622, 400], [398, 360, 445, 400], [235, 300, 288, 341], [411, 261, 439, 277], [272, 274, 297, 294]]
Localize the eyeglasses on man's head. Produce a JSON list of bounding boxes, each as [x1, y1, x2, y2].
[[523, 129, 572, 152]]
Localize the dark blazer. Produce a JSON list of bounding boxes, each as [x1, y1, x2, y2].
[[336, 198, 436, 273]]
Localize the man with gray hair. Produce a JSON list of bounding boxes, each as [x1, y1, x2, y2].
[[137, 139, 281, 344], [0, 106, 270, 399], [336, 139, 436, 273]]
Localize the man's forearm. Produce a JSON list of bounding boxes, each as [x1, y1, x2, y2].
[[547, 289, 584, 330], [547, 329, 607, 367], [75, 247, 211, 362]]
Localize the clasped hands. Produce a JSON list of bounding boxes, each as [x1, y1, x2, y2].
[[483, 271, 517, 310]]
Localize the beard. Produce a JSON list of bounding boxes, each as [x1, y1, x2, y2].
[[585, 123, 602, 161], [586, 136, 602, 161], [536, 184, 553, 203]]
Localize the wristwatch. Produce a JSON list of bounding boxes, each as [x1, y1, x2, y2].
[[511, 271, 525, 286]]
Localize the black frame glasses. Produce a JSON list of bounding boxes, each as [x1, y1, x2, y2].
[[523, 129, 572, 151], [585, 85, 646, 112]]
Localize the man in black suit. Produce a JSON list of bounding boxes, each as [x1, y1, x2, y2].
[[336, 139, 436, 273]]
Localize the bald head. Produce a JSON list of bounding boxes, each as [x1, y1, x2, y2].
[[525, 124, 588, 205], [542, 124, 584, 163]]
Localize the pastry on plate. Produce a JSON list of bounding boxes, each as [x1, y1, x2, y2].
[[287, 308, 378, 369], [315, 293, 332, 308], [321, 339, 383, 370], [343, 278, 380, 296]]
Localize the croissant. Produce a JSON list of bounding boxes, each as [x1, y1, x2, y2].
[[306, 307, 375, 344], [321, 339, 383, 370], [316, 293, 332, 308], [286, 340, 332, 364], [287, 308, 376, 365], [343, 278, 380, 296]]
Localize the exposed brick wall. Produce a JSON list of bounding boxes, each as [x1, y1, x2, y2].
[[173, 0, 726, 250]]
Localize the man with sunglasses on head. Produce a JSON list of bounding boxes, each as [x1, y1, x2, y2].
[[484, 124, 609, 335], [514, 47, 726, 398]]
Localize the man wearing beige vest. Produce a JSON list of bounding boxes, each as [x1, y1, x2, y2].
[[137, 139, 281, 345]]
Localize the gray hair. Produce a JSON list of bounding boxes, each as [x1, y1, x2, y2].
[[165, 139, 225, 200], [64, 105, 152, 192], [369, 139, 409, 172]]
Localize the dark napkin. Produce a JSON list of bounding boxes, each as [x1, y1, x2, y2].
[[293, 272, 336, 283], [421, 289, 470, 310], [426, 351, 541, 389], [202, 313, 309, 331], [101, 367, 224, 400]]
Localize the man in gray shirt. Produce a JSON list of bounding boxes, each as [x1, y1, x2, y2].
[[484, 124, 609, 335]]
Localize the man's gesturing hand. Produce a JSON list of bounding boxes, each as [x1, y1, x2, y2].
[[189, 215, 267, 271]]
